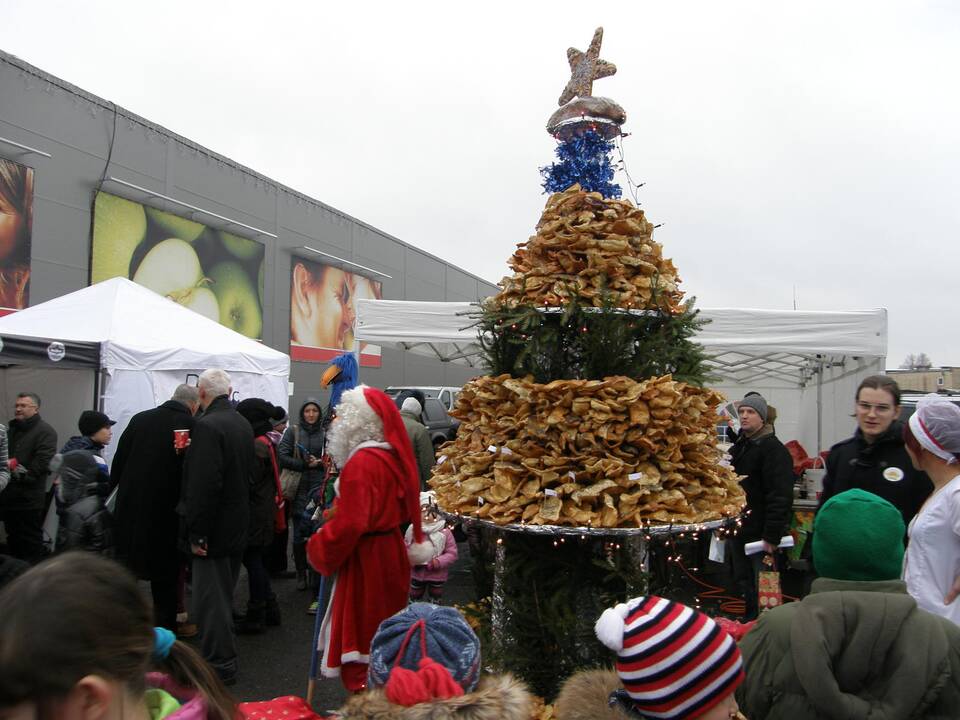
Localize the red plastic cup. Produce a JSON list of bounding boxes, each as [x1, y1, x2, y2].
[[173, 429, 190, 450]]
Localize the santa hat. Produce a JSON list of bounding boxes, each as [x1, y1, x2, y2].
[[595, 596, 744, 720], [358, 386, 424, 545]]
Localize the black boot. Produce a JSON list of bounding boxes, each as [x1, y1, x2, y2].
[[265, 596, 281, 626], [235, 602, 265, 634]]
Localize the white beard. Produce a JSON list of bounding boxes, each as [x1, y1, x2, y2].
[[326, 386, 384, 468]]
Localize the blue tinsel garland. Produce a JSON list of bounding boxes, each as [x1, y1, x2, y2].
[[540, 130, 622, 199]]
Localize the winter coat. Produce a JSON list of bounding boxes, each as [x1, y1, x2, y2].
[[55, 451, 114, 555], [59, 436, 111, 495], [144, 672, 213, 720], [180, 396, 254, 558], [278, 399, 327, 518], [554, 668, 630, 720], [337, 673, 533, 720], [1, 413, 57, 510], [0, 425, 9, 494], [307, 445, 412, 678], [819, 420, 932, 528], [114, 400, 195, 579], [730, 425, 794, 544], [737, 577, 960, 719], [405, 526, 457, 583], [247, 436, 280, 548], [60, 435, 106, 455], [400, 409, 434, 490]]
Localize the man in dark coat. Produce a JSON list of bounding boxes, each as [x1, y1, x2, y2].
[[729, 392, 794, 620], [113, 384, 199, 631], [180, 369, 254, 685], [0, 392, 57, 563]]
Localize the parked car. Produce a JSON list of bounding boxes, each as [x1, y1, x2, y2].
[[384, 385, 461, 412], [419, 397, 461, 448], [898, 391, 960, 423]]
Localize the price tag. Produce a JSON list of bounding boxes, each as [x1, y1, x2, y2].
[[567, 471, 576, 480], [628, 472, 644, 481], [437, 455, 448, 464], [544, 488, 558, 497]]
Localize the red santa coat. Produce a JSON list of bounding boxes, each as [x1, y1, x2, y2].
[[307, 442, 411, 677]]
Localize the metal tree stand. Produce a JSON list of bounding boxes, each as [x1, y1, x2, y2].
[[453, 514, 732, 698]]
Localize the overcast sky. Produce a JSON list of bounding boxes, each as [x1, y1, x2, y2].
[[5, 1, 959, 367]]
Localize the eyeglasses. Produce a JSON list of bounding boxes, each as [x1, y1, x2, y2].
[[856, 401, 894, 414]]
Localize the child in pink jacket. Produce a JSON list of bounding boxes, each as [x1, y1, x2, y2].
[[405, 492, 458, 602]]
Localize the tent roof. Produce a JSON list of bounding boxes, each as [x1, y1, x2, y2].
[[0, 277, 289, 375], [355, 299, 887, 386]]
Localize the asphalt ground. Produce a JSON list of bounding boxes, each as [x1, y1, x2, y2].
[[190, 543, 477, 713]]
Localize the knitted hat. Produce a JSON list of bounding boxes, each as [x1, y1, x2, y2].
[[813, 488, 905, 581], [401, 397, 423, 416], [367, 603, 481, 703], [738, 393, 767, 423], [236, 398, 284, 437], [595, 596, 744, 720], [78, 410, 115, 436]]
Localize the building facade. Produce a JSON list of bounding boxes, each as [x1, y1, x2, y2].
[[0, 49, 498, 411]]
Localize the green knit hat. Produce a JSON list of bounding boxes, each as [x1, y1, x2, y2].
[[813, 489, 905, 581]]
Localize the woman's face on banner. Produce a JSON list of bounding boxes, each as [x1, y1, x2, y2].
[[291, 262, 357, 350], [0, 188, 25, 263]]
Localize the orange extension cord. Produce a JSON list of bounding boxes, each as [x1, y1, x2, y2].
[[676, 558, 799, 616]]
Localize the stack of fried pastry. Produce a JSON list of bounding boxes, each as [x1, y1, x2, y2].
[[496, 185, 684, 313], [430, 374, 744, 527]]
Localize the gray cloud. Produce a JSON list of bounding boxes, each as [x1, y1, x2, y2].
[[4, 0, 958, 365]]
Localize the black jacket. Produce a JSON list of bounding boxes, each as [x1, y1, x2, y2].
[[1, 414, 57, 511], [55, 451, 113, 555], [113, 400, 195, 579], [180, 396, 254, 557], [731, 426, 795, 545], [247, 437, 278, 548], [278, 398, 327, 514], [819, 421, 932, 528]]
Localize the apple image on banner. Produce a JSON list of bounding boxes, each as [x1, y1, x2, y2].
[[209, 261, 262, 338], [132, 238, 220, 323], [219, 230, 261, 260], [145, 207, 205, 242], [257, 260, 264, 306], [92, 193, 147, 283]]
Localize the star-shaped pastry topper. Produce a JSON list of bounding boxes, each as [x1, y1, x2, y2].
[[558, 27, 617, 106]]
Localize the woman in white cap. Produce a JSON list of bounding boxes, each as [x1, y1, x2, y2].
[[902, 396, 960, 625]]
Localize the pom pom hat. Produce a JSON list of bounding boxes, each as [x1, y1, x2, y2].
[[595, 596, 744, 719]]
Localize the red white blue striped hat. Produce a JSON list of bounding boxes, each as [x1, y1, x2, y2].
[[595, 596, 744, 719]]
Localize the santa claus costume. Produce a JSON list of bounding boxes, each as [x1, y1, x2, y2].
[[307, 385, 433, 691]]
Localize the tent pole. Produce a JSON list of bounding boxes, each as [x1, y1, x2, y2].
[[93, 368, 102, 412], [816, 356, 823, 454]]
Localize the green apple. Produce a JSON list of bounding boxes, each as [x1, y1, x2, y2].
[[92, 193, 147, 282], [132, 238, 204, 296], [145, 207, 205, 242], [219, 230, 262, 260], [209, 261, 262, 338], [257, 260, 264, 306], [180, 286, 220, 323]]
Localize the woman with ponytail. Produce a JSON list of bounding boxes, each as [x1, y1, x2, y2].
[[0, 552, 235, 719]]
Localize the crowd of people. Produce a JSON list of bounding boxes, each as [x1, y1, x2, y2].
[[2, 371, 960, 718]]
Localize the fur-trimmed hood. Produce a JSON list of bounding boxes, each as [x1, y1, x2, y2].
[[554, 669, 625, 720], [336, 673, 533, 720]]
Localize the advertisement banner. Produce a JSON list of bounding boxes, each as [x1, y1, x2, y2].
[[0, 157, 34, 313], [289, 256, 382, 367], [91, 192, 264, 339]]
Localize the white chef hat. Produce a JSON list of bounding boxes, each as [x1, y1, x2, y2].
[[909, 396, 960, 465]]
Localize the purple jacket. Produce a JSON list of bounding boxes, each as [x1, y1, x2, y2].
[[406, 527, 457, 583]]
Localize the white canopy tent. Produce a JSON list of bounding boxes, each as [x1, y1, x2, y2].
[[355, 299, 887, 453], [0, 277, 290, 463]]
